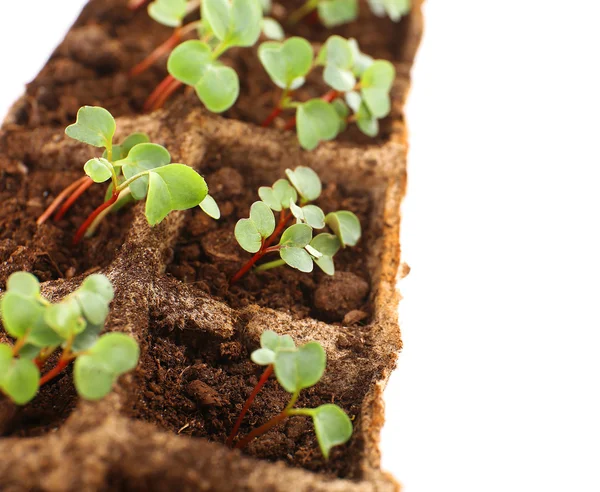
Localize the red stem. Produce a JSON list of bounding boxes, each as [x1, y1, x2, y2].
[[128, 0, 149, 11], [261, 106, 283, 128], [151, 78, 184, 111], [72, 192, 119, 245], [230, 211, 292, 285], [39, 357, 72, 386], [234, 411, 289, 450], [226, 365, 274, 447], [283, 90, 342, 131], [130, 28, 182, 78], [37, 176, 88, 225], [143, 75, 183, 112], [53, 176, 94, 222]]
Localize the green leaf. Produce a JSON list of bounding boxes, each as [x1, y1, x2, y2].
[[17, 344, 42, 360], [145, 164, 209, 226], [71, 323, 103, 352], [361, 60, 395, 118], [168, 40, 213, 86], [280, 247, 314, 273], [258, 179, 298, 211], [199, 194, 221, 219], [84, 157, 113, 183], [258, 37, 314, 90], [202, 0, 230, 41], [260, 0, 272, 13], [227, 0, 263, 48], [1, 358, 40, 405], [310, 233, 341, 257], [310, 404, 353, 459], [75, 291, 109, 326], [28, 315, 64, 348], [285, 166, 322, 202], [314, 255, 335, 275], [302, 205, 326, 229], [296, 100, 341, 151], [120, 133, 151, 158], [260, 330, 279, 351], [121, 143, 171, 200], [73, 355, 116, 401], [65, 106, 116, 149], [368, 0, 410, 21], [318, 0, 358, 27], [357, 107, 379, 137], [6, 272, 40, 297], [89, 333, 140, 375], [324, 65, 356, 92], [262, 17, 284, 40], [0, 344, 14, 382], [274, 342, 326, 393], [195, 64, 240, 113], [280, 223, 313, 248], [251, 347, 275, 365], [44, 298, 86, 338], [79, 274, 114, 303], [325, 211, 362, 247], [332, 99, 350, 133], [0, 292, 43, 339], [235, 218, 262, 253], [148, 0, 188, 27], [317, 35, 354, 70], [348, 38, 373, 76], [250, 201, 276, 238]]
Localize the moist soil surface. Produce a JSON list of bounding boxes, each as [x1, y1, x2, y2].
[[0, 0, 419, 488]]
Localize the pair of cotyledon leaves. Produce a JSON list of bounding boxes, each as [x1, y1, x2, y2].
[[0, 272, 139, 404], [250, 330, 352, 459], [66, 106, 217, 225]]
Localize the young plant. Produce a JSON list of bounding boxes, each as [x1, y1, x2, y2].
[[135, 0, 283, 111], [258, 35, 396, 150], [37, 106, 219, 244], [0, 272, 139, 404], [231, 166, 361, 284], [227, 330, 353, 459], [289, 0, 411, 27]]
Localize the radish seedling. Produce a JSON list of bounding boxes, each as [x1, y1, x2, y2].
[[227, 330, 352, 458], [259, 35, 396, 149], [289, 0, 410, 27], [0, 272, 139, 404], [231, 166, 361, 284], [37, 106, 219, 244]]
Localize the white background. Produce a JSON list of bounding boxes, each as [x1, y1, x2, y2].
[[1, 1, 599, 491]]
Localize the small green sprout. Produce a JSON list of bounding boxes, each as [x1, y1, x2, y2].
[[228, 330, 353, 459], [230, 166, 360, 284], [289, 0, 410, 27], [259, 35, 396, 149], [0, 272, 139, 405], [38, 106, 219, 244]]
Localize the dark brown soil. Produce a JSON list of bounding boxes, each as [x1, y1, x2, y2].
[[166, 158, 373, 323]]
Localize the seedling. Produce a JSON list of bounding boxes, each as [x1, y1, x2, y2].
[[0, 272, 139, 404], [37, 106, 219, 244], [289, 0, 411, 27], [258, 35, 396, 149], [230, 165, 361, 284], [227, 330, 353, 458], [134, 0, 283, 111]]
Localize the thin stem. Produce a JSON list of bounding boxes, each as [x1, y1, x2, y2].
[[150, 78, 184, 111], [288, 0, 320, 25], [38, 355, 74, 386], [53, 176, 94, 222], [211, 42, 229, 60], [128, 0, 148, 11], [261, 89, 291, 128], [234, 411, 289, 450], [84, 188, 132, 238], [12, 334, 29, 357], [283, 89, 342, 131], [254, 258, 286, 273], [37, 176, 89, 225], [262, 245, 281, 254], [143, 74, 177, 112], [72, 192, 119, 245], [226, 365, 274, 447]]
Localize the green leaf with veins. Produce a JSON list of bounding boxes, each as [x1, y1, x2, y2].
[[309, 233, 341, 275], [360, 60, 395, 118], [325, 211, 362, 247], [258, 37, 314, 90], [249, 201, 276, 237], [262, 17, 284, 40], [144, 164, 208, 226], [1, 358, 40, 405], [120, 143, 171, 200], [202, 0, 230, 40], [168, 40, 213, 86], [65, 106, 116, 149], [195, 64, 240, 113], [285, 166, 322, 202], [308, 404, 353, 459], [274, 342, 326, 393], [296, 100, 341, 151], [258, 179, 298, 212], [318, 36, 356, 92], [148, 0, 188, 27], [6, 272, 40, 297], [202, 0, 262, 48], [105, 133, 151, 162], [318, 0, 358, 27], [235, 219, 262, 253], [302, 205, 326, 229], [200, 194, 221, 219], [251, 330, 296, 366], [84, 158, 113, 183], [280, 247, 314, 272], [280, 223, 313, 248]]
